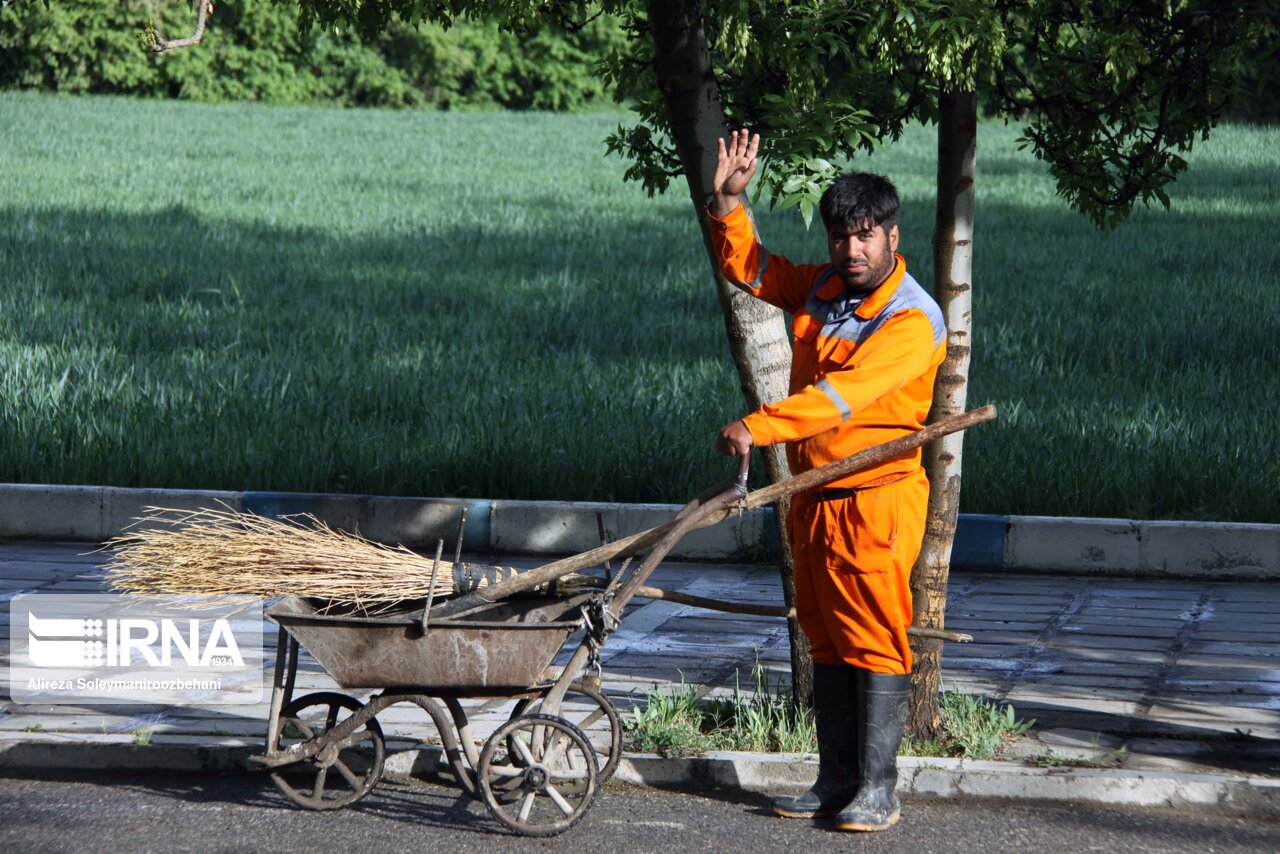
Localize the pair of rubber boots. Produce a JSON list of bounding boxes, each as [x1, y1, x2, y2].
[[772, 663, 911, 832]]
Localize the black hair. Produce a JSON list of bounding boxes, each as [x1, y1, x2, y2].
[[819, 172, 900, 233]]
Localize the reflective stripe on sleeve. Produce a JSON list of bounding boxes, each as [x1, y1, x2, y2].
[[816, 377, 853, 421], [754, 249, 770, 289], [730, 247, 770, 293]]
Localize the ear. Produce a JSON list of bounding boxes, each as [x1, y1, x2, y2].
[[887, 224, 900, 253]]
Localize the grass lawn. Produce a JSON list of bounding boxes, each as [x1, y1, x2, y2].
[[1, 92, 1277, 521]]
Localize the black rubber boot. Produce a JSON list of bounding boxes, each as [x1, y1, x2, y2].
[[835, 670, 911, 832], [770, 663, 859, 818]]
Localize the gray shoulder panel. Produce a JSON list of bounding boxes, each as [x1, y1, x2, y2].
[[809, 270, 947, 347], [889, 272, 946, 348], [812, 266, 839, 294]]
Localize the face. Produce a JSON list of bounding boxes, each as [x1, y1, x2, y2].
[[827, 219, 899, 294]]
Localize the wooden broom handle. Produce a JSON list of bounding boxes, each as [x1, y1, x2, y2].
[[430, 405, 996, 617]]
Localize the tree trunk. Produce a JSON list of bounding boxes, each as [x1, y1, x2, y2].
[[645, 0, 812, 706], [907, 90, 977, 738]]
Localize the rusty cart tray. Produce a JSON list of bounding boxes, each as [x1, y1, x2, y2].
[[266, 593, 592, 691]]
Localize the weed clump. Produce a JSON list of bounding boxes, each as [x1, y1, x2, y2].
[[625, 671, 1033, 762], [901, 692, 1033, 760], [623, 663, 815, 757]]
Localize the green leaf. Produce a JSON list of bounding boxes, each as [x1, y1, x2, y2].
[[777, 192, 805, 211]]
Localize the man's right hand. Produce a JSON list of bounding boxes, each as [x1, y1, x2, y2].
[[710, 129, 760, 219], [714, 419, 755, 457]]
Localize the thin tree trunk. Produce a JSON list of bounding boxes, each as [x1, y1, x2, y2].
[[645, 0, 813, 705], [908, 90, 977, 738]]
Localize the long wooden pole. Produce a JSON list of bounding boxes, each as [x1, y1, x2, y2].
[[559, 575, 973, 643], [430, 406, 996, 618]]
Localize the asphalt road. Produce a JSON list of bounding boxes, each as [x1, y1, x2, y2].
[[0, 771, 1277, 853]]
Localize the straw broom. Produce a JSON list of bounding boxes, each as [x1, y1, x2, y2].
[[104, 506, 520, 608], [104, 507, 974, 643]]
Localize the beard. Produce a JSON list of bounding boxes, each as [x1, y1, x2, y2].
[[840, 252, 896, 294]]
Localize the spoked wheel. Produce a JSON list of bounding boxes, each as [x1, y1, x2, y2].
[[510, 682, 621, 784], [478, 713, 599, 836], [270, 691, 385, 810]]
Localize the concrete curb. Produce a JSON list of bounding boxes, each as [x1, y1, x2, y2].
[[1, 736, 1275, 818], [3, 482, 1278, 578], [0, 483, 771, 563], [615, 752, 1280, 817], [0, 733, 255, 774]]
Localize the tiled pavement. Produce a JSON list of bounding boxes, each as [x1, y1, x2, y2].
[[2, 541, 1277, 778]]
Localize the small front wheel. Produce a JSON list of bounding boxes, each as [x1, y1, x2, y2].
[[510, 681, 621, 784], [478, 713, 599, 836], [269, 691, 385, 810]]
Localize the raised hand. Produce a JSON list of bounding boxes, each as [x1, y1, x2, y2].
[[711, 129, 760, 217]]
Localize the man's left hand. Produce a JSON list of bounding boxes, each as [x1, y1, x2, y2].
[[715, 420, 755, 456]]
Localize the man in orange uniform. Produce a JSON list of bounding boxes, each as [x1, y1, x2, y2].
[[709, 131, 945, 833]]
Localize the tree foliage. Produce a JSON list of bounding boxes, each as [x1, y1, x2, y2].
[[0, 0, 626, 109], [601, 0, 1274, 228], [996, 0, 1275, 225], [6, 2, 1272, 203]]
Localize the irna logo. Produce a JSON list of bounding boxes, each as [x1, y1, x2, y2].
[[27, 613, 245, 669]]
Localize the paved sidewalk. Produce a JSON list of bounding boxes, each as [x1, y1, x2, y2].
[[2, 541, 1277, 786]]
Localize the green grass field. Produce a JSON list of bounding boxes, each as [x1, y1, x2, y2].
[[2, 92, 1277, 521]]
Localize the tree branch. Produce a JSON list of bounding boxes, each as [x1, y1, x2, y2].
[[148, 1, 214, 54]]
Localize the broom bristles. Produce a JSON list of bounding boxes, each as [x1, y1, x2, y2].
[[104, 505, 520, 608]]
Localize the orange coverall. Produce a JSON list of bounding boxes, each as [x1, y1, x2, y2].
[[709, 204, 946, 674]]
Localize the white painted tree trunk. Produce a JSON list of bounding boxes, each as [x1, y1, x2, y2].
[[645, 0, 813, 703], [909, 90, 976, 737]]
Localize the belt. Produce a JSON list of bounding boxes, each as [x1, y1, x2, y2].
[[809, 487, 864, 501], [808, 472, 910, 501]]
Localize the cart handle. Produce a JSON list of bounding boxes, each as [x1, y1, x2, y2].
[[430, 405, 996, 619]]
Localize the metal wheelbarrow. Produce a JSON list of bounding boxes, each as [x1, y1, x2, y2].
[[246, 407, 994, 836]]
